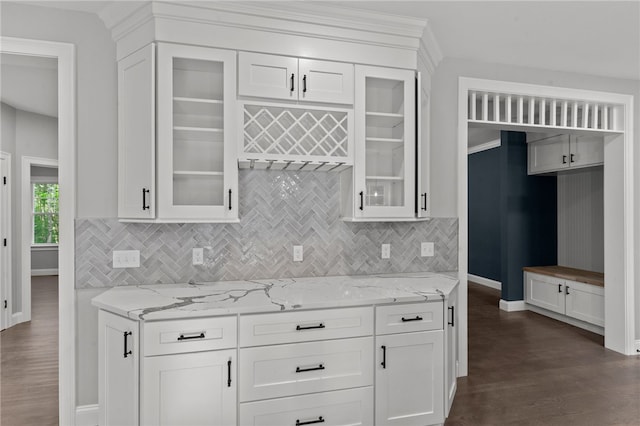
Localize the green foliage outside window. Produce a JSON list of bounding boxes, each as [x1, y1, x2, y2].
[[33, 183, 59, 244]]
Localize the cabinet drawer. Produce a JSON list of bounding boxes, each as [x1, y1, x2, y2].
[[240, 307, 373, 347], [239, 387, 373, 426], [239, 337, 373, 402], [376, 302, 443, 335], [143, 316, 236, 356]]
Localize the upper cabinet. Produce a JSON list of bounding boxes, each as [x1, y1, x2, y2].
[[118, 43, 238, 222], [344, 65, 417, 220], [528, 134, 603, 175], [238, 52, 354, 104]]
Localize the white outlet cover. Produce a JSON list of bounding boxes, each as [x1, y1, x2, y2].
[[113, 250, 140, 268], [421, 242, 435, 257], [293, 245, 303, 262], [381, 243, 390, 259], [193, 248, 204, 265]]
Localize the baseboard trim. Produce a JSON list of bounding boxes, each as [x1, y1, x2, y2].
[[526, 304, 604, 336], [75, 404, 98, 426], [635, 340, 640, 354], [499, 299, 526, 312], [31, 268, 59, 276], [11, 312, 24, 327], [467, 274, 501, 291]]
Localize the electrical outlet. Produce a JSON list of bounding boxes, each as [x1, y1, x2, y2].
[[113, 250, 140, 268], [381, 243, 391, 259], [193, 248, 204, 265], [421, 242, 435, 257], [293, 245, 303, 262]]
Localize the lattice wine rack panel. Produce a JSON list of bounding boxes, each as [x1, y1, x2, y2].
[[239, 102, 353, 171]]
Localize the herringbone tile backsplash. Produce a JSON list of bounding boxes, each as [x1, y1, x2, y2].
[[76, 171, 458, 288]]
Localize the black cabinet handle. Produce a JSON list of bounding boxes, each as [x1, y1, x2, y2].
[[359, 191, 364, 211], [401, 316, 423, 322], [448, 306, 455, 327], [296, 364, 325, 373], [123, 331, 132, 358], [570, 153, 575, 163], [381, 345, 386, 369], [177, 332, 205, 341], [421, 193, 427, 211], [227, 359, 232, 387], [296, 323, 325, 331], [562, 155, 567, 164], [558, 284, 563, 293], [303, 75, 307, 93], [228, 189, 232, 211], [296, 417, 324, 426], [291, 73, 295, 92], [565, 286, 570, 295], [142, 188, 150, 211]]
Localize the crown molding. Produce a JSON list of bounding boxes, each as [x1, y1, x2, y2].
[[417, 24, 443, 75]]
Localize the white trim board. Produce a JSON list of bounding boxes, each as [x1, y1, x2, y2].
[[31, 269, 59, 276], [467, 274, 501, 291], [499, 299, 527, 312], [1, 36, 77, 426], [468, 139, 501, 155], [75, 404, 98, 426]]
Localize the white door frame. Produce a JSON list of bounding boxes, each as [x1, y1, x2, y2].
[[457, 78, 635, 379], [21, 156, 59, 322], [0, 152, 12, 331], [1, 37, 76, 425]]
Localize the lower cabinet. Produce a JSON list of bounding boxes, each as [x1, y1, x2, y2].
[[141, 350, 236, 426], [524, 271, 604, 327], [99, 302, 450, 426], [444, 284, 458, 416]]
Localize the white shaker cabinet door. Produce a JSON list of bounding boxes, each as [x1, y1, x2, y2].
[[98, 311, 139, 426], [528, 135, 570, 175], [238, 52, 298, 100], [445, 286, 459, 417], [524, 272, 566, 314], [569, 135, 604, 169], [141, 349, 236, 426], [564, 280, 604, 327], [118, 43, 155, 219], [298, 59, 354, 104], [376, 331, 444, 426]]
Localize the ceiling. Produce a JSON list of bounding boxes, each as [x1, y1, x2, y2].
[[1, 53, 58, 117]]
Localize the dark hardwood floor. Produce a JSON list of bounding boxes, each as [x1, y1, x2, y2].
[[1, 276, 58, 426], [446, 281, 640, 426]]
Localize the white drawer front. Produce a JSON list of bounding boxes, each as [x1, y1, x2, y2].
[[143, 316, 237, 356], [376, 302, 443, 335], [240, 307, 373, 347], [239, 387, 373, 426], [239, 337, 373, 402]]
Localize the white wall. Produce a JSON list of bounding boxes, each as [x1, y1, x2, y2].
[[558, 167, 604, 273], [429, 57, 640, 342]]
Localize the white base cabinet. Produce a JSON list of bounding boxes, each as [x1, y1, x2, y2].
[[99, 303, 450, 426], [524, 271, 604, 327], [444, 284, 458, 416]]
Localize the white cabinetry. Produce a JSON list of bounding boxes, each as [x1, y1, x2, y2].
[[238, 52, 354, 104], [347, 65, 416, 220], [117, 43, 238, 222], [375, 303, 444, 426], [445, 285, 458, 416], [98, 311, 139, 426], [524, 271, 604, 327], [528, 134, 603, 175]]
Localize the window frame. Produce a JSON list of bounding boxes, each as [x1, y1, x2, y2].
[[31, 177, 59, 247]]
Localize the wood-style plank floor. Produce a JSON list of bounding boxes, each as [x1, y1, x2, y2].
[[1, 276, 58, 426], [446, 282, 640, 426]]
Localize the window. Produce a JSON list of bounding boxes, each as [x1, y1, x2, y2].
[[32, 183, 59, 245]]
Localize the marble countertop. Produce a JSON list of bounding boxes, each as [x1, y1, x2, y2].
[[92, 272, 459, 321]]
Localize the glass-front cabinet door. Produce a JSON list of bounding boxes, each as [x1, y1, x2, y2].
[[354, 66, 415, 219], [156, 43, 238, 221]]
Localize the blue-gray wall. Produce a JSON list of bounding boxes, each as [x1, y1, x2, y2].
[[469, 131, 557, 301]]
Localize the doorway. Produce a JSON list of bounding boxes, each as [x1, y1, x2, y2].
[[0, 37, 76, 424], [0, 152, 11, 331]]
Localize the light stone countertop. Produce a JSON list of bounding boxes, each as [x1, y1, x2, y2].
[[91, 272, 459, 321]]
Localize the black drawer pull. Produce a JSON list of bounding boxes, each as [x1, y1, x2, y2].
[[359, 191, 364, 210], [381, 345, 386, 369], [570, 153, 575, 163], [291, 73, 295, 92], [421, 193, 427, 211], [296, 416, 324, 426], [448, 306, 455, 327], [228, 189, 232, 211], [558, 283, 563, 293], [177, 332, 205, 341], [401, 316, 423, 322], [565, 286, 570, 295], [296, 323, 325, 331], [562, 155, 567, 164], [142, 188, 150, 211], [123, 331, 132, 358], [227, 359, 232, 387], [296, 364, 325, 373]]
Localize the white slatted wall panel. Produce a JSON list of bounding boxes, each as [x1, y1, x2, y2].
[[557, 168, 604, 273]]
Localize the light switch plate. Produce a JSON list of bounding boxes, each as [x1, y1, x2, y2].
[[193, 248, 204, 265], [381, 243, 390, 259], [421, 242, 435, 257], [113, 250, 140, 268], [293, 245, 303, 262]]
